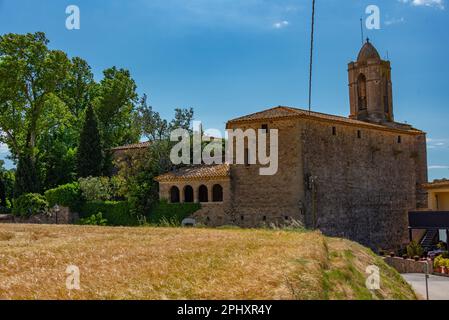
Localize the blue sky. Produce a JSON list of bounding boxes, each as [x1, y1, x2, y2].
[[0, 0, 448, 181]]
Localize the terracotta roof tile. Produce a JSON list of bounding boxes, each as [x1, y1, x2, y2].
[[155, 164, 230, 182], [423, 179, 449, 189], [227, 106, 423, 134], [111, 141, 152, 151]]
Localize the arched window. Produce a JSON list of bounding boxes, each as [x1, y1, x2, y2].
[[170, 186, 180, 203], [199, 185, 208, 203], [357, 74, 367, 110], [184, 185, 194, 203], [212, 184, 223, 202]]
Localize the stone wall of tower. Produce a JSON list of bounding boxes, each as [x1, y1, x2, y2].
[[348, 60, 394, 123], [226, 119, 306, 227], [299, 117, 427, 250]]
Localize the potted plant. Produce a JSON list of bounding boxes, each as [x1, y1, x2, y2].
[[434, 256, 443, 274]]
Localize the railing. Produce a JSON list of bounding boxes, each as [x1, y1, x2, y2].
[[409, 211, 449, 229]]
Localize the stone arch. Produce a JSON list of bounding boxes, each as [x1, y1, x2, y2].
[[170, 186, 180, 203], [212, 184, 223, 202], [357, 73, 367, 110], [199, 185, 208, 203], [184, 185, 194, 203]]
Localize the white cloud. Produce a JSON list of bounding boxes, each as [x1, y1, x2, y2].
[[273, 20, 289, 29], [429, 165, 449, 169], [385, 17, 405, 26], [427, 138, 449, 149], [399, 0, 445, 9]]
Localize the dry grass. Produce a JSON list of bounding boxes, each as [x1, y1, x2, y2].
[[0, 224, 416, 300]]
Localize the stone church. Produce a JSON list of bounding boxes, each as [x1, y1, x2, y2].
[[155, 40, 428, 249]]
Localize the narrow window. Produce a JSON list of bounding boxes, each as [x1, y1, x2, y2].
[[198, 185, 208, 203], [397, 136, 402, 144], [244, 148, 249, 166], [184, 186, 194, 203], [212, 184, 223, 202], [261, 124, 269, 133], [332, 127, 337, 136], [170, 186, 180, 203], [357, 74, 367, 110], [241, 215, 244, 221], [263, 216, 267, 222], [357, 130, 362, 139]]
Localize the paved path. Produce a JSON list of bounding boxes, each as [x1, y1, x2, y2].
[[402, 273, 449, 300]]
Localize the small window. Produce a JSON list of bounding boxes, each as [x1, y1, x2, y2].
[[397, 136, 402, 144], [357, 130, 362, 139], [285, 216, 290, 221], [263, 216, 267, 221], [244, 148, 249, 167], [261, 124, 269, 133], [332, 127, 337, 136], [241, 215, 244, 221]]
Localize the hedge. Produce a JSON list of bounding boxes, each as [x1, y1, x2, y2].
[[80, 201, 138, 226], [150, 200, 201, 225], [12, 193, 49, 217], [44, 183, 82, 211]]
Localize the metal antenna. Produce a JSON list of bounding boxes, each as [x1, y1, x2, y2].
[[360, 17, 364, 45], [308, 0, 316, 113]]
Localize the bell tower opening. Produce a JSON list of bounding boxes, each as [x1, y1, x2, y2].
[[348, 39, 394, 123]]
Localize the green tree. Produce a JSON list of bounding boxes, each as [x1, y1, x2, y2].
[[77, 105, 103, 178], [94, 67, 140, 174], [0, 32, 70, 194]]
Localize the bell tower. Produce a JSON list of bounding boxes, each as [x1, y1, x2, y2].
[[348, 39, 394, 123]]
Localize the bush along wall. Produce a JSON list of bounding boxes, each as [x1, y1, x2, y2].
[[80, 201, 138, 226], [12, 193, 49, 217], [44, 183, 82, 212], [150, 200, 201, 226]]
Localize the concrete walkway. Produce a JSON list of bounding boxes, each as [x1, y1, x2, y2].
[[402, 273, 449, 300]]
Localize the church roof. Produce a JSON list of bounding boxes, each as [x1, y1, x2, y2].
[[155, 164, 230, 182], [357, 39, 381, 62], [227, 106, 423, 135]]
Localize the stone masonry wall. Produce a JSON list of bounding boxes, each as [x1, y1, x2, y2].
[[227, 119, 305, 227], [300, 117, 427, 249]]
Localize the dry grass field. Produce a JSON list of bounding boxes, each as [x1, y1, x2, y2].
[[0, 224, 416, 300]]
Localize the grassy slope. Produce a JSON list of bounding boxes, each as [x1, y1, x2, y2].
[[0, 225, 416, 300]]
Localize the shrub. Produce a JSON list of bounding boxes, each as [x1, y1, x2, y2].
[[79, 177, 112, 201], [79, 213, 108, 226], [406, 241, 424, 258], [44, 183, 82, 211], [150, 200, 201, 226], [434, 255, 449, 268], [12, 193, 48, 217], [78, 176, 125, 202], [80, 201, 137, 226]]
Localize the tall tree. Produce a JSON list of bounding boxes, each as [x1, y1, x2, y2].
[[0, 32, 70, 194], [77, 105, 103, 178], [94, 67, 140, 147]]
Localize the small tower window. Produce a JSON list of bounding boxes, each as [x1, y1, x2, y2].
[[261, 124, 269, 133], [357, 130, 362, 139], [332, 127, 337, 136], [357, 74, 367, 111], [397, 136, 402, 144]]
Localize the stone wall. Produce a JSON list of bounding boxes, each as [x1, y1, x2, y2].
[[227, 119, 305, 227], [384, 257, 433, 274], [300, 117, 427, 249], [2, 207, 79, 225]]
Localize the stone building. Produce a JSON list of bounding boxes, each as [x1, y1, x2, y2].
[[155, 40, 428, 249]]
